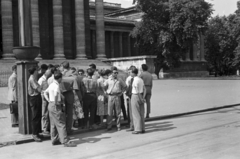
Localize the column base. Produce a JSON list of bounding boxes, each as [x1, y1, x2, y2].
[[76, 55, 87, 60], [2, 53, 15, 60], [53, 55, 66, 60], [97, 54, 106, 60]]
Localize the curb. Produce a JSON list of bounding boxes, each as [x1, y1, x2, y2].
[[1, 103, 240, 147]]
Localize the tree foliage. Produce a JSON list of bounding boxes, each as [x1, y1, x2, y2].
[[131, 0, 212, 69], [205, 1, 240, 76]]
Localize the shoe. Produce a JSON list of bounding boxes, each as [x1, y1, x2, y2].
[[52, 140, 61, 146], [106, 128, 112, 131], [12, 124, 18, 127], [42, 131, 50, 135], [142, 130, 146, 133], [117, 127, 121, 131], [64, 142, 77, 147], [132, 131, 142, 134], [37, 134, 44, 139], [71, 127, 78, 131], [126, 128, 134, 132], [32, 135, 42, 142]]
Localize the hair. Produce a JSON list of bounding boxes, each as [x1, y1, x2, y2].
[[128, 65, 136, 71], [131, 68, 138, 75], [61, 61, 70, 69], [28, 66, 37, 75], [111, 66, 118, 71], [12, 65, 17, 71], [71, 67, 76, 72], [78, 69, 84, 74], [105, 69, 112, 76], [41, 64, 48, 70], [99, 69, 106, 76], [86, 68, 94, 76], [141, 64, 148, 71], [48, 64, 54, 69], [54, 64, 60, 69], [54, 71, 62, 80], [50, 67, 57, 74], [89, 63, 96, 69]]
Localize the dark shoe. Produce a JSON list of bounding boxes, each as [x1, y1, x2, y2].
[[64, 142, 77, 147], [126, 128, 134, 132], [37, 134, 44, 139], [42, 131, 50, 136], [32, 135, 42, 142], [146, 116, 150, 119], [52, 140, 61, 146], [117, 127, 121, 131], [142, 130, 146, 133], [106, 128, 112, 131], [12, 124, 18, 127], [132, 131, 142, 134]]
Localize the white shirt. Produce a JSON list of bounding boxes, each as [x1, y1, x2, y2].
[[44, 80, 61, 102], [38, 75, 47, 86], [132, 76, 144, 94], [47, 75, 54, 86], [125, 76, 133, 87]]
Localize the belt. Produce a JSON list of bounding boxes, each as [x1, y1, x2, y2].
[[132, 93, 143, 95], [86, 92, 95, 94], [108, 93, 122, 96]]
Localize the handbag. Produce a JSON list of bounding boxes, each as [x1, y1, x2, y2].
[[9, 101, 18, 114]]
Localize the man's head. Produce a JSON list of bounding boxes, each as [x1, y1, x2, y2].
[[105, 69, 112, 78], [28, 66, 38, 78], [130, 68, 138, 77], [45, 69, 52, 79], [128, 65, 136, 75], [89, 63, 96, 71], [12, 65, 17, 73], [54, 70, 63, 83], [59, 61, 70, 72], [86, 68, 94, 77], [141, 64, 148, 71], [99, 69, 106, 77], [70, 67, 77, 74], [111, 66, 118, 79], [78, 69, 85, 76], [39, 64, 48, 74]]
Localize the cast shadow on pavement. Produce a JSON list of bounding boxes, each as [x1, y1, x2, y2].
[[144, 121, 176, 134], [72, 136, 111, 145]]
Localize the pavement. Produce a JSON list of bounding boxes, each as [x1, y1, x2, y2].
[[1, 80, 240, 147]]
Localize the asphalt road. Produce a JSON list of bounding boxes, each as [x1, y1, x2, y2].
[[1, 106, 240, 159]]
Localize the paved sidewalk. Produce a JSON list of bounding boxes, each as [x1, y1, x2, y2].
[[1, 80, 240, 146]]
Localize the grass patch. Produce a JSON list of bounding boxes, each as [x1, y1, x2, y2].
[[0, 103, 9, 110]]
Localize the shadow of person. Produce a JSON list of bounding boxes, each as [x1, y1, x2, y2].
[[73, 136, 111, 145], [144, 121, 176, 133]]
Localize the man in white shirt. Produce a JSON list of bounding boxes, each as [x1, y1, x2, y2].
[[130, 68, 146, 134], [38, 69, 52, 134], [44, 71, 76, 147]]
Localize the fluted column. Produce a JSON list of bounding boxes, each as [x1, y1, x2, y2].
[[31, 0, 41, 59], [127, 33, 131, 57], [110, 31, 114, 58], [200, 33, 205, 61], [119, 32, 123, 57], [1, 0, 15, 59], [95, 0, 106, 59], [185, 49, 190, 61], [193, 43, 198, 61], [75, 0, 86, 59], [53, 0, 65, 59]]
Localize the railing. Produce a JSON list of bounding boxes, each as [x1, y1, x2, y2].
[[0, 71, 11, 87]]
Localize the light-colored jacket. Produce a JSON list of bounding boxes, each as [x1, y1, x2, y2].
[[8, 72, 17, 102]]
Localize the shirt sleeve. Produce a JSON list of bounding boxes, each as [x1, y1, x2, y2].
[[31, 79, 40, 90]]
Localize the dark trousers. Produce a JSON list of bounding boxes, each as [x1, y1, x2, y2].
[[63, 91, 74, 133], [83, 93, 97, 127], [41, 94, 50, 132], [29, 94, 42, 135], [120, 94, 127, 120]]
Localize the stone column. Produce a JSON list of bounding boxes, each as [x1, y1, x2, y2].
[[193, 43, 198, 61], [95, 0, 106, 59], [127, 33, 131, 57], [31, 0, 41, 59], [119, 32, 123, 57], [75, 0, 87, 59], [200, 33, 205, 61], [53, 0, 65, 59], [110, 31, 114, 58], [1, 0, 15, 59]]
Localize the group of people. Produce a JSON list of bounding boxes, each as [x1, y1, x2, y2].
[[7, 61, 153, 147]]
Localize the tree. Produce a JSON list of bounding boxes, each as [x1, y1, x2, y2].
[[131, 0, 212, 77]]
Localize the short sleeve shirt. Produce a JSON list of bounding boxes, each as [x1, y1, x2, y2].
[[139, 71, 153, 87], [28, 75, 40, 96], [104, 77, 126, 94], [132, 76, 144, 94], [82, 77, 98, 94], [44, 80, 61, 102]]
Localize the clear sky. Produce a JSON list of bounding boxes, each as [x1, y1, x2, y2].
[[105, 0, 239, 17]]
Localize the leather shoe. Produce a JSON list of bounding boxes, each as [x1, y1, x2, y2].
[[132, 131, 142, 134], [117, 127, 121, 131], [52, 140, 61, 146], [64, 142, 77, 147], [32, 135, 42, 142], [12, 124, 18, 127], [126, 128, 134, 132], [142, 130, 146, 133], [106, 128, 112, 131]]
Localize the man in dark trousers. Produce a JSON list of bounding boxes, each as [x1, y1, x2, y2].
[[139, 64, 153, 118], [28, 66, 43, 142]]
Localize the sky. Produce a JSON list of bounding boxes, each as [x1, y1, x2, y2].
[[105, 0, 239, 17]]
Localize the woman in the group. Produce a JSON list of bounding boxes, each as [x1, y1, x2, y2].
[[96, 69, 108, 127]]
